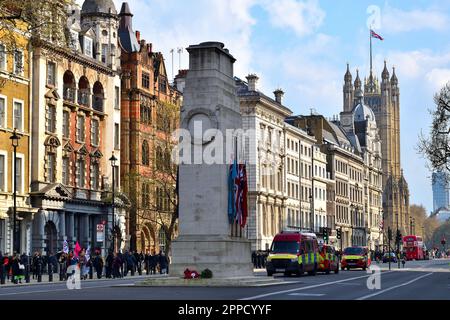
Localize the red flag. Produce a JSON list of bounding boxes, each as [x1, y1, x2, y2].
[[371, 29, 384, 41], [74, 241, 81, 257]]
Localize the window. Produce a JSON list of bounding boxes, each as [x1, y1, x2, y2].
[[69, 31, 79, 50], [91, 162, 99, 190], [76, 159, 85, 188], [47, 153, 56, 183], [62, 111, 70, 138], [158, 228, 166, 252], [0, 96, 5, 128], [0, 44, 6, 70], [114, 123, 120, 149], [91, 119, 99, 146], [142, 72, 150, 89], [46, 105, 56, 133], [142, 140, 150, 166], [84, 37, 93, 57], [101, 44, 108, 63], [114, 86, 120, 109], [13, 50, 23, 75], [13, 100, 23, 131], [47, 62, 56, 86], [159, 76, 167, 93], [0, 154, 5, 191], [62, 157, 70, 185], [76, 115, 85, 142], [15, 156, 22, 193]]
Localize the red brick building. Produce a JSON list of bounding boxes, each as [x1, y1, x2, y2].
[[118, 2, 181, 253]]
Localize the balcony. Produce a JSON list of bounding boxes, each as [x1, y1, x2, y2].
[[63, 87, 76, 103]]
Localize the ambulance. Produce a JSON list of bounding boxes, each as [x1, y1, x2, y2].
[[265, 230, 319, 277], [317, 244, 339, 274]]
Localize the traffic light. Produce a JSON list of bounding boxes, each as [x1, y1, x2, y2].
[[396, 230, 402, 244], [323, 228, 328, 241], [336, 228, 341, 240]]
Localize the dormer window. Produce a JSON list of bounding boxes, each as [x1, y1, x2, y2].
[[84, 37, 93, 57]]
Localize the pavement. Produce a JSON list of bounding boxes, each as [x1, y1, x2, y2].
[[0, 258, 448, 300]]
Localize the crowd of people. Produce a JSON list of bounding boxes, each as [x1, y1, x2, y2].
[[0, 249, 171, 285], [251, 250, 269, 269]]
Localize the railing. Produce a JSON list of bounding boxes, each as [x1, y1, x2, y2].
[[63, 87, 76, 103]]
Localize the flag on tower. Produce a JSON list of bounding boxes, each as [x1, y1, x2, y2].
[[371, 29, 384, 41]]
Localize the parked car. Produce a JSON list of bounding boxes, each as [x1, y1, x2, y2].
[[382, 252, 397, 263]]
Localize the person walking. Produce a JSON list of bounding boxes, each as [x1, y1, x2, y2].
[[112, 252, 122, 279], [93, 252, 104, 279], [149, 251, 157, 275], [105, 251, 113, 279], [11, 254, 25, 284], [158, 250, 169, 274]]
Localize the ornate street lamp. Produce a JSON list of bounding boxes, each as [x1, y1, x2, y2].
[[10, 129, 20, 254], [109, 152, 118, 253]]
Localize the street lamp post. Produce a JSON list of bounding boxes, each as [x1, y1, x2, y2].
[[350, 204, 355, 246], [109, 153, 118, 253], [309, 194, 314, 232], [396, 213, 400, 269], [10, 129, 20, 254]]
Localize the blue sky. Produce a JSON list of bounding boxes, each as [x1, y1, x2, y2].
[[83, 0, 450, 213]]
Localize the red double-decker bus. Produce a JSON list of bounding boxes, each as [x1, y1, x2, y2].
[[403, 235, 425, 260]]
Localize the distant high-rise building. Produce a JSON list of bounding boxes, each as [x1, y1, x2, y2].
[[432, 172, 449, 212]]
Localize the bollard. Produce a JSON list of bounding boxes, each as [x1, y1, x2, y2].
[[59, 263, 64, 281], [48, 264, 53, 282], [25, 264, 30, 283], [89, 265, 93, 279], [0, 265, 4, 285]]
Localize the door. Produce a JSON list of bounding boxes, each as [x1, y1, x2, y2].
[[44, 221, 57, 255]]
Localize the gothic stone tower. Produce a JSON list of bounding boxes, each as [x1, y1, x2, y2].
[[343, 62, 410, 237]]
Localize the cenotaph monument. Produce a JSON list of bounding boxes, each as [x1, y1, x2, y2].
[[170, 42, 253, 278]]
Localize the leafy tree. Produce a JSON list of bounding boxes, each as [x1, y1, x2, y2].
[[430, 221, 450, 250]]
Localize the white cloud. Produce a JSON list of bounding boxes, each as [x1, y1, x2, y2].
[[381, 4, 449, 33], [426, 69, 450, 91], [260, 0, 325, 37]]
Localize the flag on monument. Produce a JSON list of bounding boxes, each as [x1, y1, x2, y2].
[[228, 159, 238, 224], [371, 29, 384, 41], [236, 164, 248, 228], [74, 241, 81, 257], [63, 240, 69, 254]]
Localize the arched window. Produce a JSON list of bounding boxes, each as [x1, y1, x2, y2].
[[158, 228, 166, 253], [78, 76, 90, 107], [156, 146, 163, 169], [93, 81, 104, 112], [142, 140, 149, 166], [63, 71, 76, 103]]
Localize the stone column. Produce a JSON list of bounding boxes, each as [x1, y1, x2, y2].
[[59, 212, 66, 241], [32, 210, 46, 253], [67, 212, 74, 244]]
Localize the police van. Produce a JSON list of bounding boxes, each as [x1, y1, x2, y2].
[[265, 229, 319, 277]]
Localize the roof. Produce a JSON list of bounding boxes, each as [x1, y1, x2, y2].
[[81, 0, 117, 15], [353, 103, 376, 122], [235, 77, 293, 116], [118, 3, 140, 53]]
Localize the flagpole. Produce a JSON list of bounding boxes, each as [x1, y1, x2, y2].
[[370, 28, 373, 74]]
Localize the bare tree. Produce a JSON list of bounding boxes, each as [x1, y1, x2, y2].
[[418, 83, 450, 181]]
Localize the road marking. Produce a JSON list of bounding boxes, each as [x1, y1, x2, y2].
[[356, 272, 433, 300], [239, 271, 395, 300], [289, 293, 325, 297]]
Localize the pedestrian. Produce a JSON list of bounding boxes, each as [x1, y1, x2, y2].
[[149, 251, 157, 274], [144, 250, 150, 275], [93, 251, 104, 279], [11, 254, 25, 284], [105, 251, 113, 279], [158, 250, 169, 274], [112, 252, 121, 279], [251, 251, 257, 268]]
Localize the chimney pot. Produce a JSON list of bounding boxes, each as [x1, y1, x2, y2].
[[246, 74, 259, 91], [274, 88, 284, 104]]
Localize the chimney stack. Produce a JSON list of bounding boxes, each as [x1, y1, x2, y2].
[[274, 88, 284, 104], [135, 30, 140, 42], [246, 74, 259, 91]]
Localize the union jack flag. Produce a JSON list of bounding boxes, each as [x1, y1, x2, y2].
[[371, 29, 384, 41]]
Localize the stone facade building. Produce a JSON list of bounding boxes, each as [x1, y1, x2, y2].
[[30, 0, 125, 256], [0, 22, 37, 255], [344, 62, 410, 236], [237, 75, 289, 251], [119, 2, 181, 253]]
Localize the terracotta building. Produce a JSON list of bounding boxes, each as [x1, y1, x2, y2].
[[119, 2, 181, 253]]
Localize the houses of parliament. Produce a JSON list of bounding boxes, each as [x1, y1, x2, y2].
[[343, 62, 410, 237]]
